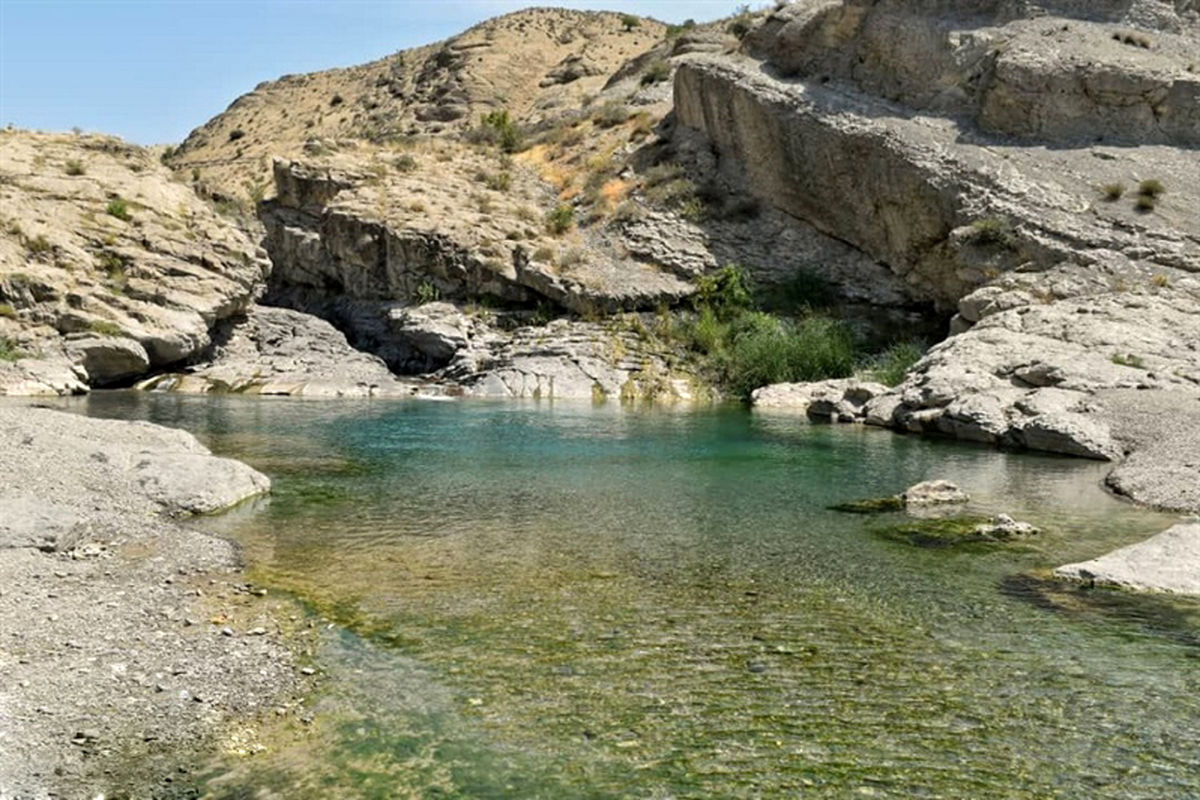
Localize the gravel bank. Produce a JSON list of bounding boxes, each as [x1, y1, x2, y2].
[[0, 405, 307, 797]]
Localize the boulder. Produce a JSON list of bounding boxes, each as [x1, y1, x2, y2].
[[972, 514, 1040, 540], [902, 480, 970, 507], [66, 336, 151, 386], [752, 378, 888, 422]]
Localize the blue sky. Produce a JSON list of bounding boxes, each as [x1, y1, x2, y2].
[[0, 0, 735, 145]]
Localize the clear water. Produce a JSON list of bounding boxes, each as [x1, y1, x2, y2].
[[70, 393, 1200, 799]]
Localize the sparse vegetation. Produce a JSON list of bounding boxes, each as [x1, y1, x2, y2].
[[1135, 194, 1157, 213], [665, 19, 697, 37], [532, 246, 555, 263], [393, 154, 418, 172], [1138, 179, 1165, 198], [592, 101, 630, 129], [105, 197, 131, 221], [414, 281, 440, 304], [484, 171, 512, 192], [728, 4, 754, 38], [64, 159, 85, 176], [25, 233, 53, 257], [1151, 273, 1171, 288], [866, 340, 926, 387], [545, 204, 575, 235], [0, 336, 23, 361], [965, 217, 1014, 247], [470, 110, 524, 153], [559, 246, 585, 268], [1101, 182, 1125, 201], [89, 320, 123, 337], [641, 60, 671, 86], [0, 303, 16, 319], [1111, 352, 1145, 368], [620, 13, 640, 32]]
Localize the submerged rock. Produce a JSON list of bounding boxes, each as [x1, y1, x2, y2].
[[828, 495, 905, 514], [972, 514, 1040, 541], [901, 480, 970, 508], [1054, 522, 1200, 595]]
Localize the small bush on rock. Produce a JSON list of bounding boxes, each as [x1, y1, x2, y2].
[[105, 197, 131, 221], [0, 336, 23, 361], [545, 204, 575, 235]]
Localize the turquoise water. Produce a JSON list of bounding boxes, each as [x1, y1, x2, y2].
[[73, 393, 1200, 799]]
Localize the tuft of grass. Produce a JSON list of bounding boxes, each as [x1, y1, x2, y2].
[[413, 281, 440, 305], [0, 303, 16, 319], [89, 320, 123, 337], [531, 246, 555, 263], [1138, 179, 1165, 198], [393, 154, 418, 172], [105, 197, 131, 221], [559, 247, 585, 268], [1111, 352, 1145, 368], [1135, 194, 1157, 213], [1150, 273, 1170, 288], [64, 159, 85, 176], [866, 340, 926, 387], [0, 336, 24, 362], [1100, 182, 1125, 201], [484, 172, 512, 192], [544, 204, 575, 236], [25, 233, 53, 257]]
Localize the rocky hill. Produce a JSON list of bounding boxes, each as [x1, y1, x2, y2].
[[2, 2, 1198, 505]]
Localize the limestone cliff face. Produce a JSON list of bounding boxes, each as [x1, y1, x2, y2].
[[0, 131, 269, 394], [699, 0, 1200, 489]]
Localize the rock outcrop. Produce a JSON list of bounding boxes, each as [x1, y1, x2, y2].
[[0, 130, 269, 394], [138, 304, 415, 397], [1055, 521, 1200, 594], [751, 378, 887, 421]]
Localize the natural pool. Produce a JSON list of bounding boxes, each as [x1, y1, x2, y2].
[[75, 392, 1200, 798]]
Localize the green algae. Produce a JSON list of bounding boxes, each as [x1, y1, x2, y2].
[[871, 514, 998, 547], [828, 494, 905, 514]]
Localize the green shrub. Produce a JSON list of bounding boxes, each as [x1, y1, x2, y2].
[[641, 60, 671, 86], [0, 303, 16, 319], [620, 13, 640, 31], [1101, 182, 1125, 201], [545, 204, 575, 236], [720, 313, 856, 398], [64, 159, 85, 176], [1135, 194, 1157, 213], [694, 264, 753, 319], [470, 110, 524, 153], [965, 217, 1013, 247], [105, 197, 131, 221], [866, 340, 926, 387], [0, 336, 23, 361]]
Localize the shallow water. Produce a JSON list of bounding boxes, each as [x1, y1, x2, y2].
[[72, 392, 1200, 799]]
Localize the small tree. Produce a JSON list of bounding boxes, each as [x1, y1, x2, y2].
[[620, 14, 640, 32]]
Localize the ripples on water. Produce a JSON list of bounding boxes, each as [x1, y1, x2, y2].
[[72, 393, 1200, 798]]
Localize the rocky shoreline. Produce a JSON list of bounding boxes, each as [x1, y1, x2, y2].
[[0, 405, 313, 798]]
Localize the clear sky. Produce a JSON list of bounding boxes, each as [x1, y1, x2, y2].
[[0, 0, 735, 145]]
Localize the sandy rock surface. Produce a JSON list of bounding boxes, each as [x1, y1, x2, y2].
[[0, 405, 305, 797]]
